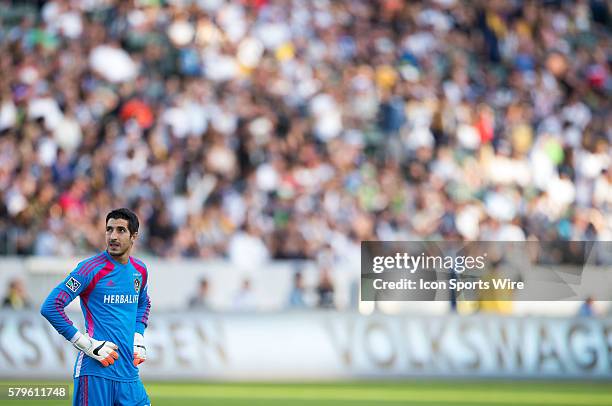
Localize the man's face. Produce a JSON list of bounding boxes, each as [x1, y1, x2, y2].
[[106, 218, 136, 256]]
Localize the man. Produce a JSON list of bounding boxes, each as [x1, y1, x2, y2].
[[287, 272, 306, 309], [2, 278, 31, 309], [188, 277, 210, 310], [41, 208, 151, 405], [578, 297, 596, 317]]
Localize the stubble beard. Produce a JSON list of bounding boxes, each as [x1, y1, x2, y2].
[[108, 243, 129, 258]]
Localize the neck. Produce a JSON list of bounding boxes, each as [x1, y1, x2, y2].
[[107, 249, 130, 264]]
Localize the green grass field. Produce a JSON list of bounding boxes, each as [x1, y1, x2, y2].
[[2, 381, 612, 406]]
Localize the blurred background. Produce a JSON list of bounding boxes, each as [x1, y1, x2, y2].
[[0, 0, 611, 398]]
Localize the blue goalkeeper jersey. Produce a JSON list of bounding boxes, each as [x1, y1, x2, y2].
[[40, 251, 151, 381]]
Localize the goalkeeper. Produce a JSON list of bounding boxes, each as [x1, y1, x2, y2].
[[41, 208, 151, 405]]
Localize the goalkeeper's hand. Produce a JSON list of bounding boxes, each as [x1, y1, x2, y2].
[[133, 332, 146, 366], [71, 332, 119, 367]]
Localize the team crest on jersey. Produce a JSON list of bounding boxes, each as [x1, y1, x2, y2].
[[134, 278, 141, 293], [65, 277, 81, 293]]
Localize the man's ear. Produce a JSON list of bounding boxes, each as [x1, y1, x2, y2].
[[131, 232, 138, 242]]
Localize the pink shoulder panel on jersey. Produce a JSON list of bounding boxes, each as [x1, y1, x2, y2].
[[77, 253, 106, 277], [80, 260, 114, 336], [130, 257, 148, 287]]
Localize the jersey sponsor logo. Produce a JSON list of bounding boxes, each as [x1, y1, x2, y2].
[[134, 278, 141, 293], [103, 294, 139, 304], [65, 277, 81, 293]]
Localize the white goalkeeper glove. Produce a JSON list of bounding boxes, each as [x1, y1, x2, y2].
[[71, 332, 119, 367], [133, 332, 146, 366]]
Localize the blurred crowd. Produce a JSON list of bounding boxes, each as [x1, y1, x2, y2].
[[0, 0, 610, 268]]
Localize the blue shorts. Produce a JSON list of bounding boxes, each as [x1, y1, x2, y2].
[[73, 375, 150, 406]]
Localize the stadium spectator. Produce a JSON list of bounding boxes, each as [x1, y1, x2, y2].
[[2, 278, 31, 310], [233, 279, 257, 311], [287, 272, 307, 309], [189, 277, 211, 310], [228, 222, 270, 272], [317, 269, 336, 310], [0, 0, 609, 264], [477, 264, 513, 314], [577, 297, 596, 317]]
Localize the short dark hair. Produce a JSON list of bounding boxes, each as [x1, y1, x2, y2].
[[106, 208, 139, 235]]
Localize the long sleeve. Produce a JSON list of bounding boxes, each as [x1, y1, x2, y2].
[[135, 281, 150, 335], [132, 259, 151, 335], [40, 286, 78, 340], [40, 255, 100, 341]]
